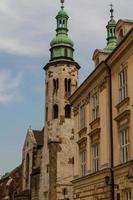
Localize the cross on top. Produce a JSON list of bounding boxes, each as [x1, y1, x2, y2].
[[110, 3, 114, 19], [110, 3, 113, 10], [61, 0, 65, 7]]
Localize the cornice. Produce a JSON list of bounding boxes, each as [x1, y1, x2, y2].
[[44, 59, 81, 70]]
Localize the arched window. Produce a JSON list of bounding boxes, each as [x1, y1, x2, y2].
[[65, 78, 67, 92], [26, 153, 30, 187], [64, 78, 71, 95], [53, 79, 59, 94], [68, 79, 71, 93], [65, 104, 71, 118], [59, 20, 62, 27], [63, 20, 65, 28], [53, 104, 58, 119]]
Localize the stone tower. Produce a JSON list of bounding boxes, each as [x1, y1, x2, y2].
[[40, 1, 80, 200]]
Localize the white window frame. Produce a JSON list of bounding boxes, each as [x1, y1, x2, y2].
[[119, 67, 127, 102], [80, 149, 87, 176], [120, 127, 130, 163], [92, 93, 99, 121], [80, 105, 85, 130], [92, 143, 99, 172], [125, 190, 131, 200]]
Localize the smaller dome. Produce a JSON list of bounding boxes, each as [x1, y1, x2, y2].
[[50, 34, 74, 48], [56, 8, 69, 18], [108, 19, 116, 25]]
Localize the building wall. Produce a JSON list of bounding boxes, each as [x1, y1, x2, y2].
[[110, 27, 133, 199], [71, 22, 133, 200], [71, 65, 112, 199], [40, 62, 78, 200]]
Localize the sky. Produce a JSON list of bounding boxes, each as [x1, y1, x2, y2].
[[0, 0, 132, 175]]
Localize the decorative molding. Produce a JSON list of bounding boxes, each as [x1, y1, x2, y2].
[[82, 93, 90, 105], [73, 104, 80, 116], [88, 128, 101, 137], [114, 109, 130, 122], [77, 136, 87, 145], [78, 127, 87, 137], [89, 117, 100, 128], [98, 77, 107, 92], [115, 97, 130, 111]]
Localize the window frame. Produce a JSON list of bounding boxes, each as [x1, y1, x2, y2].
[[79, 105, 86, 130], [120, 127, 130, 163], [92, 93, 99, 121], [119, 67, 128, 102], [79, 141, 87, 177], [53, 104, 59, 119], [92, 143, 99, 172], [124, 190, 131, 200]]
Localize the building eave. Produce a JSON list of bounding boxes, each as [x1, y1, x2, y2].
[[69, 61, 107, 104], [44, 60, 81, 70]]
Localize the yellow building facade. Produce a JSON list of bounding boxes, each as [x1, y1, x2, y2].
[[70, 14, 133, 200]]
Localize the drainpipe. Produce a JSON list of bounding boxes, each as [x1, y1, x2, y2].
[[105, 62, 115, 200]]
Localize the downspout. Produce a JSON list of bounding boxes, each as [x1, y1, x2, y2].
[[105, 62, 115, 200]]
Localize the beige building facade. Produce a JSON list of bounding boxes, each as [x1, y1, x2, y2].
[[1, 2, 133, 200], [70, 15, 133, 200]]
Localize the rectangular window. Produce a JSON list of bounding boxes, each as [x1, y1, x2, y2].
[[92, 93, 99, 121], [80, 105, 85, 130], [92, 143, 99, 172], [120, 128, 129, 163], [125, 191, 131, 200], [119, 68, 127, 102], [80, 149, 87, 176]]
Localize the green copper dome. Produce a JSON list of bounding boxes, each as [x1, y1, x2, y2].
[[57, 9, 68, 18], [50, 34, 74, 48], [50, 3, 74, 61], [104, 5, 117, 52]]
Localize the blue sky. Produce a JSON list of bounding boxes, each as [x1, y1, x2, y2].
[[0, 0, 132, 175]]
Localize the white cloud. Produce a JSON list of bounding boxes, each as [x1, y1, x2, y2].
[[0, 0, 132, 59], [0, 70, 22, 104]]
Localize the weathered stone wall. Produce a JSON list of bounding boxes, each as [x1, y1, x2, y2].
[[40, 62, 78, 200]]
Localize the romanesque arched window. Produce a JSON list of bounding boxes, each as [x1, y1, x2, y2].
[[53, 79, 59, 94], [53, 104, 59, 119], [65, 104, 71, 118], [68, 79, 71, 93], [65, 78, 71, 96]]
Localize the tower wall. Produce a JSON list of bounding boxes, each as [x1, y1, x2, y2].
[[40, 62, 78, 200]]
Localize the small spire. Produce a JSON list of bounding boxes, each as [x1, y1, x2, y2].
[[61, 0, 64, 9], [110, 3, 114, 20]]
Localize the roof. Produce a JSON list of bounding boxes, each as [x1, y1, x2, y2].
[[120, 19, 133, 24], [0, 164, 22, 183], [32, 128, 44, 147], [69, 27, 133, 104]]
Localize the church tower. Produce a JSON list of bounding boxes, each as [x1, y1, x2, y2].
[[104, 4, 117, 51], [41, 1, 80, 199]]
